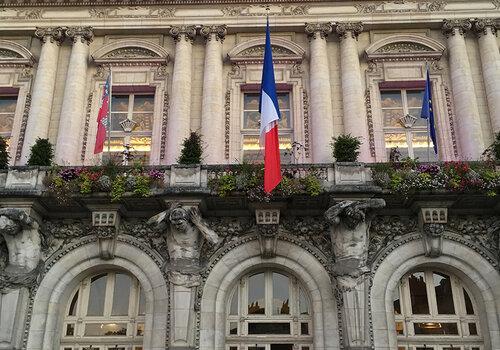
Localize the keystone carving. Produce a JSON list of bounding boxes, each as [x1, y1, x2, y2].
[[65, 26, 94, 44], [422, 223, 445, 257], [442, 19, 472, 37], [34, 27, 65, 44], [169, 25, 197, 43], [336, 22, 364, 39], [305, 22, 333, 40], [473, 18, 498, 37], [200, 25, 227, 42]]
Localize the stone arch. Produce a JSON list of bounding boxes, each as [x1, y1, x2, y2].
[[371, 237, 500, 350], [91, 39, 170, 63], [365, 34, 446, 60], [26, 238, 168, 350], [200, 239, 339, 350], [227, 37, 305, 62], [0, 39, 35, 64]]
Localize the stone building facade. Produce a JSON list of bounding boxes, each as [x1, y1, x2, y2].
[[0, 1, 499, 350]]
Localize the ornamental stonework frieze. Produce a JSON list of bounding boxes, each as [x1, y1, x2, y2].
[[336, 22, 364, 40], [442, 19, 473, 37], [200, 24, 227, 42], [305, 22, 333, 40], [376, 42, 433, 53], [473, 18, 498, 37], [169, 25, 197, 43], [355, 0, 447, 13], [65, 26, 94, 45], [34, 26, 64, 45], [221, 4, 309, 17], [103, 47, 159, 59]]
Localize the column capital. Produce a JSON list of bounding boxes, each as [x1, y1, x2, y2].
[[200, 25, 227, 42], [336, 22, 364, 40], [442, 19, 472, 38], [305, 22, 333, 40], [169, 25, 197, 43], [65, 26, 94, 45], [473, 18, 498, 37], [34, 27, 64, 45]]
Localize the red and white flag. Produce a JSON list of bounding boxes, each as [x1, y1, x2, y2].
[[94, 75, 111, 154], [259, 18, 282, 193]]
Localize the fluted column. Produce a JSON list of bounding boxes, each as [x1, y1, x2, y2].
[[165, 25, 196, 164], [473, 19, 500, 132], [336, 22, 373, 162], [55, 27, 93, 165], [442, 19, 484, 159], [20, 27, 64, 163], [200, 25, 226, 164], [305, 23, 334, 163]]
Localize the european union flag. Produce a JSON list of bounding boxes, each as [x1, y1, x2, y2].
[[421, 69, 438, 155]]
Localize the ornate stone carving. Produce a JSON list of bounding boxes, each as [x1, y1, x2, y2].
[[221, 4, 309, 16], [34, 27, 64, 44], [442, 19, 472, 37], [336, 22, 364, 39], [80, 92, 93, 161], [160, 91, 169, 160], [302, 90, 311, 158], [15, 92, 31, 161], [224, 89, 231, 159], [103, 47, 159, 59], [0, 49, 22, 59], [238, 45, 295, 57], [422, 223, 445, 257], [364, 89, 376, 158], [493, 0, 500, 9], [200, 25, 227, 42], [355, 1, 447, 13], [65, 26, 94, 44], [169, 25, 196, 43], [473, 18, 498, 37], [305, 22, 333, 40], [281, 216, 332, 259], [376, 42, 433, 53], [17, 8, 44, 19], [257, 223, 279, 259], [88, 7, 111, 18], [0, 260, 43, 293], [444, 86, 459, 158]]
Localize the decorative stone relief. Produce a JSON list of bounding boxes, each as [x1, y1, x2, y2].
[[221, 4, 309, 16], [237, 45, 295, 57], [421, 223, 445, 257], [493, 0, 500, 9], [375, 42, 433, 53], [200, 24, 227, 42], [302, 90, 311, 158], [336, 22, 364, 39], [281, 216, 332, 260], [17, 8, 44, 19], [88, 6, 176, 18], [160, 90, 169, 160], [0, 49, 22, 58], [444, 86, 459, 158], [15, 92, 31, 161], [473, 18, 498, 37], [169, 25, 196, 43], [34, 27, 64, 44], [364, 89, 376, 158], [224, 89, 230, 159], [103, 47, 159, 59], [65, 26, 94, 44], [355, 0, 447, 13], [305, 22, 333, 40], [442, 19, 472, 37]]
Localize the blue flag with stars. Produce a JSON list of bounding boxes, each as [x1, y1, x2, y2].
[[421, 69, 438, 155]]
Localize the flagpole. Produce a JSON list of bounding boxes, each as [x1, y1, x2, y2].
[[107, 68, 112, 159]]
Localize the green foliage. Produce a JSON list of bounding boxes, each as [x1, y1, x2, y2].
[[300, 174, 322, 196], [27, 138, 54, 166], [110, 175, 126, 202], [0, 136, 9, 169], [178, 131, 203, 165], [488, 131, 500, 161], [133, 175, 151, 197], [330, 134, 361, 162]]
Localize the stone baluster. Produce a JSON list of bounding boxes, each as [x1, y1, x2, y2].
[[442, 19, 484, 159], [473, 19, 500, 133], [200, 25, 226, 164], [336, 22, 373, 162], [20, 27, 64, 164], [305, 23, 334, 163], [54, 27, 94, 165], [165, 26, 196, 165]]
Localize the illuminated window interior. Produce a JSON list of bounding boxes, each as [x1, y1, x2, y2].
[[0, 95, 17, 150]]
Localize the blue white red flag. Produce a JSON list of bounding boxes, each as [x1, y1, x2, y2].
[[259, 17, 282, 193], [421, 69, 438, 155], [94, 75, 110, 154]]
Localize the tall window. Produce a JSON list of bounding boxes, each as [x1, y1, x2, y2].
[[394, 270, 482, 350], [226, 270, 312, 350], [381, 89, 437, 161], [61, 272, 145, 350], [241, 92, 293, 163], [103, 94, 154, 164], [0, 95, 18, 147]]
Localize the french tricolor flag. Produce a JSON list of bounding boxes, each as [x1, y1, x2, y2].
[[259, 18, 282, 193]]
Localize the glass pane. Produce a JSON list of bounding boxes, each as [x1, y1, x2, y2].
[[469, 322, 478, 335], [130, 136, 151, 153], [463, 288, 475, 315], [407, 90, 424, 108], [112, 95, 129, 112], [433, 272, 455, 314], [229, 321, 238, 335], [243, 111, 260, 129], [271, 345, 293, 350], [0, 96, 17, 113], [137, 323, 144, 336], [112, 273, 132, 316], [138, 289, 145, 315], [244, 93, 260, 110], [383, 109, 405, 127], [230, 288, 239, 315], [0, 114, 14, 133], [413, 322, 459, 335], [66, 323, 75, 336], [409, 108, 426, 126], [248, 273, 265, 314], [395, 321, 404, 335], [408, 272, 430, 314], [412, 131, 437, 161], [272, 272, 290, 315], [299, 288, 309, 315], [381, 91, 403, 108], [132, 113, 153, 131], [133, 95, 154, 112], [84, 322, 127, 336], [277, 93, 290, 110], [86, 274, 107, 316], [248, 322, 290, 334], [278, 110, 291, 129], [248, 347, 265, 350], [385, 133, 409, 158], [111, 112, 128, 131], [68, 291, 79, 316], [301, 322, 309, 335], [393, 286, 401, 314]]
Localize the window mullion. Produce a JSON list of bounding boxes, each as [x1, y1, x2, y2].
[[104, 273, 115, 317], [128, 94, 134, 120], [426, 271, 438, 317]]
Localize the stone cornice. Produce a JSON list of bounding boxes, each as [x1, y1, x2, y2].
[[200, 24, 227, 42], [305, 22, 332, 40], [169, 25, 196, 43], [473, 18, 498, 37], [336, 22, 364, 40], [65, 26, 94, 45], [34, 27, 64, 45], [442, 18, 472, 38]]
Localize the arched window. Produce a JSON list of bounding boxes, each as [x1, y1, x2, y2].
[[61, 272, 145, 350], [226, 270, 312, 350], [394, 269, 483, 350]]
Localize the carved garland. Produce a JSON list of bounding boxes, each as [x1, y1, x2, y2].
[[224, 89, 231, 159], [80, 92, 93, 161], [364, 89, 376, 158], [15, 92, 31, 161], [444, 86, 459, 158], [160, 91, 169, 160], [302, 90, 311, 158]]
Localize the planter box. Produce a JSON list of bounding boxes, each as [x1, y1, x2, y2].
[[170, 165, 201, 187], [334, 162, 369, 185]]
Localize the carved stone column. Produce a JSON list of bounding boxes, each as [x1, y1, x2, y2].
[[442, 19, 484, 159], [305, 23, 334, 163], [324, 199, 385, 350], [55, 27, 94, 165], [473, 19, 500, 132], [165, 26, 196, 165], [336, 22, 373, 162], [20, 27, 64, 163], [200, 25, 226, 164]]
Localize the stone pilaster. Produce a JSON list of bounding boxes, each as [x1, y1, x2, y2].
[[200, 25, 226, 164], [20, 27, 64, 164], [305, 22, 334, 163], [165, 25, 196, 165], [442, 19, 484, 159], [336, 22, 373, 162], [473, 19, 500, 132], [55, 26, 93, 165]]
